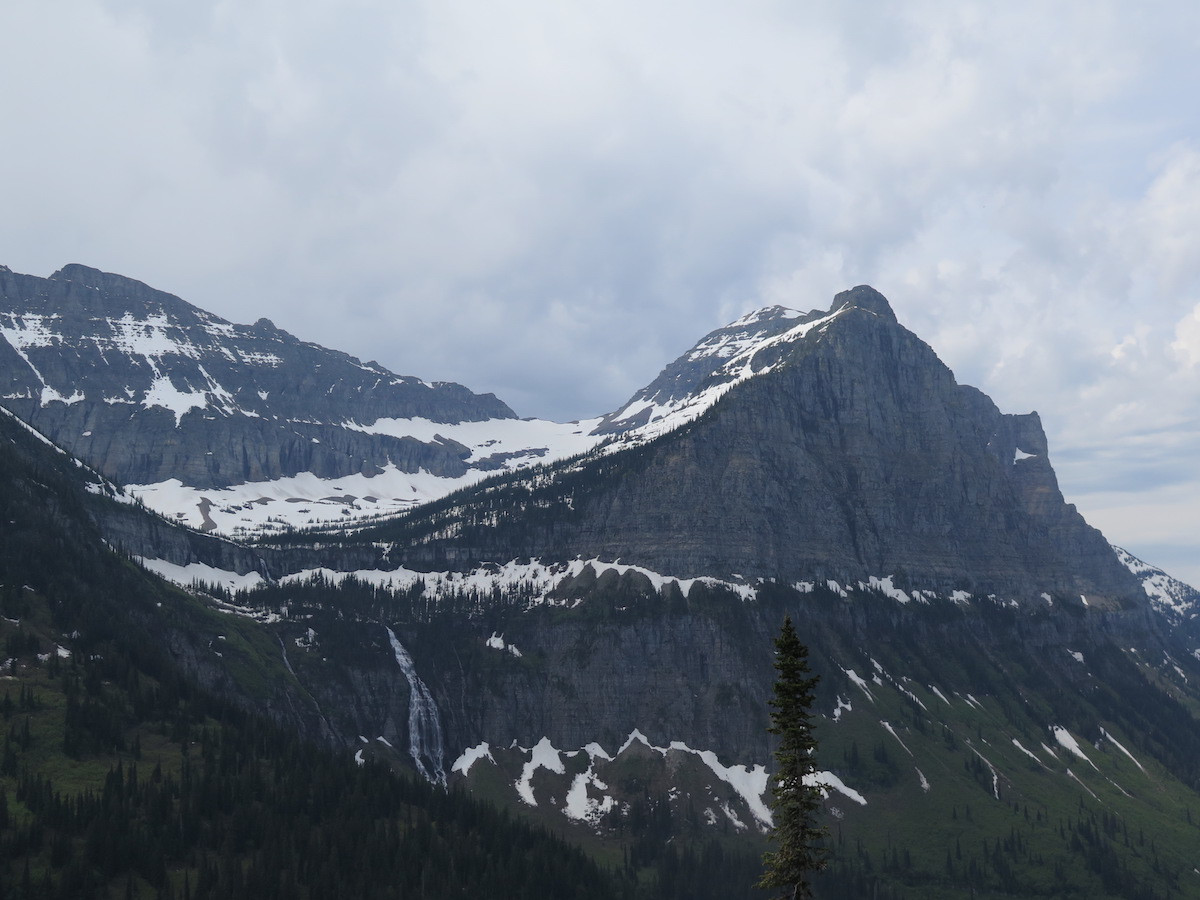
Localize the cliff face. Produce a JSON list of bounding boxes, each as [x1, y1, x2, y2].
[[383, 286, 1139, 605], [0, 264, 513, 489], [575, 289, 1133, 599]]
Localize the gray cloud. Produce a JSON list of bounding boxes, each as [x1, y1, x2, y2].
[[2, 0, 1199, 585]]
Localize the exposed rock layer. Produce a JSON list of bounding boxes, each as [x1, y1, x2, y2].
[[0, 264, 513, 488], [389, 287, 1140, 604]]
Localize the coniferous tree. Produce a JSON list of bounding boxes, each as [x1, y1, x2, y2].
[[759, 616, 827, 900]]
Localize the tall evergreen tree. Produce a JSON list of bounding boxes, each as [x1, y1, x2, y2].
[[758, 616, 827, 900]]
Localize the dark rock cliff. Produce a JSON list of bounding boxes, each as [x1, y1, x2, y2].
[[378, 287, 1139, 605], [0, 264, 514, 488]]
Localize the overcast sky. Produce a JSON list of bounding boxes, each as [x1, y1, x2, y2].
[[1, 0, 1198, 587]]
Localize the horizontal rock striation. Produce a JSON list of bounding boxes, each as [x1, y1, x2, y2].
[[383, 287, 1140, 604], [0, 264, 514, 489]]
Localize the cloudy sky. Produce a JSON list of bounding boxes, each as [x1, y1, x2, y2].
[[2, 0, 1198, 586]]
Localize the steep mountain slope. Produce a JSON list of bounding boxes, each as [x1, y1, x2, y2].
[[9, 263, 1200, 896], [336, 286, 1136, 606], [1115, 544, 1200, 627], [0, 406, 632, 900], [0, 263, 598, 537]]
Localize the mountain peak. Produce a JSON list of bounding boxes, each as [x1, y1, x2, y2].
[[49, 263, 145, 290], [727, 304, 805, 328], [831, 284, 897, 322]]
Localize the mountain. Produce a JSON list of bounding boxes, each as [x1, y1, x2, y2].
[[7, 265, 1200, 897], [0, 404, 633, 900], [0, 264, 597, 537], [1115, 544, 1200, 625], [334, 285, 1137, 607]]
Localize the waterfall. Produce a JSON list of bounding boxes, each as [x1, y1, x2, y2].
[[384, 626, 447, 785]]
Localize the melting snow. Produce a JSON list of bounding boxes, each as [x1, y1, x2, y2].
[[485, 633, 523, 657], [1051, 726, 1098, 771], [137, 557, 265, 592], [1012, 739, 1045, 767], [881, 721, 913, 756], [615, 731, 774, 828], [970, 746, 1001, 799], [864, 575, 911, 603], [563, 763, 615, 826], [143, 375, 214, 425], [1099, 727, 1147, 773], [832, 695, 853, 721], [806, 771, 867, 807], [516, 737, 566, 805], [1066, 768, 1100, 801], [451, 742, 495, 776], [844, 668, 876, 702]]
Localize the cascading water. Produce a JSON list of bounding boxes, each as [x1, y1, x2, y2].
[[385, 626, 447, 785]]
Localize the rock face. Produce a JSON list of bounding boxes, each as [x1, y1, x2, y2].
[[0, 264, 514, 489], [387, 286, 1140, 605]]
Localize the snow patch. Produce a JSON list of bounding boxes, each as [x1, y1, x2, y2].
[[611, 731, 774, 828], [485, 633, 524, 657], [881, 721, 913, 756], [137, 557, 265, 592], [1099, 727, 1147, 773], [863, 575, 911, 603], [563, 764, 615, 826], [1011, 739, 1045, 767], [832, 695, 852, 721], [516, 737, 566, 806], [1051, 726, 1098, 771], [451, 742, 495, 776], [844, 668, 875, 702], [806, 771, 867, 806]]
